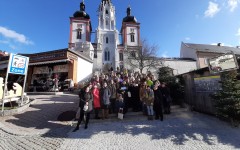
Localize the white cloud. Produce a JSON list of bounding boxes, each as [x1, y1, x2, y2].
[[204, 2, 220, 18], [185, 37, 191, 41], [0, 40, 9, 44], [161, 51, 169, 58], [0, 26, 33, 45], [228, 0, 239, 12]]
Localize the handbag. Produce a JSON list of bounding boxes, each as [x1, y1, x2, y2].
[[83, 104, 88, 112], [128, 91, 131, 97]]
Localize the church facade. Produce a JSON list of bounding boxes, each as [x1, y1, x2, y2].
[[68, 0, 141, 73]]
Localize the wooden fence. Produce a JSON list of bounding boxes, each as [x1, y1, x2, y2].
[[181, 67, 221, 115]]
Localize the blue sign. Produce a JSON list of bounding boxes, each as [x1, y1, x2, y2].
[[8, 54, 29, 75]]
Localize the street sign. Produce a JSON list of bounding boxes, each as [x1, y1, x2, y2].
[[208, 52, 238, 74], [1, 53, 29, 112], [8, 54, 29, 75]]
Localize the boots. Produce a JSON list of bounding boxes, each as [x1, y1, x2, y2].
[[105, 109, 109, 119], [72, 126, 79, 132], [102, 109, 105, 119], [73, 121, 80, 132], [95, 109, 100, 119]]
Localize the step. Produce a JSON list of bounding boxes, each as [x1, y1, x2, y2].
[[70, 105, 186, 126], [27, 92, 64, 95]]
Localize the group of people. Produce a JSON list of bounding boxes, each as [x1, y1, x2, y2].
[[73, 70, 172, 132]]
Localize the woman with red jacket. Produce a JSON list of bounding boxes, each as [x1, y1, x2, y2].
[[93, 84, 101, 119]]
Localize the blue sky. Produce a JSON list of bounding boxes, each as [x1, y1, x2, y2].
[[0, 0, 240, 57]]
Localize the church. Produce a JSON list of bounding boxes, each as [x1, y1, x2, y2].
[[69, 0, 141, 73], [0, 0, 144, 91]]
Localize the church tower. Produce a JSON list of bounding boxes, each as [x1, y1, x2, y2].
[[121, 6, 141, 70], [93, 0, 120, 72], [69, 1, 94, 59], [121, 6, 140, 47]]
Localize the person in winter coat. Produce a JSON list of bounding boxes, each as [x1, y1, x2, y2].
[[161, 82, 171, 114], [144, 86, 154, 120], [139, 81, 147, 115], [115, 93, 125, 114], [119, 81, 129, 114], [73, 85, 93, 131], [109, 79, 117, 114], [129, 81, 140, 112], [93, 84, 101, 119], [153, 80, 164, 121], [146, 76, 153, 87], [100, 82, 111, 119]]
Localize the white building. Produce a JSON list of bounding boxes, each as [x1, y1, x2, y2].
[[68, 0, 141, 73], [162, 58, 197, 75], [180, 42, 240, 69]]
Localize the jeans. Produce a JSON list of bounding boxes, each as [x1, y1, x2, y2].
[[147, 105, 154, 116]]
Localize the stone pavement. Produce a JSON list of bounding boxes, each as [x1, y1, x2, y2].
[[0, 94, 240, 150], [0, 94, 79, 150], [61, 108, 240, 150], [0, 94, 79, 136]]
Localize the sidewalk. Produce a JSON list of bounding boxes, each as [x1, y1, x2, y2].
[[0, 94, 79, 136], [60, 108, 240, 150], [1, 94, 240, 150]]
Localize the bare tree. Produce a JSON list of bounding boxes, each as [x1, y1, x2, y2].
[[125, 39, 163, 73]]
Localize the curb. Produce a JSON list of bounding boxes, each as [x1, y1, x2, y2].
[[27, 92, 64, 95], [0, 98, 37, 117]]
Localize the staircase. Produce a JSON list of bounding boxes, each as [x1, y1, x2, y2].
[[71, 105, 186, 125]]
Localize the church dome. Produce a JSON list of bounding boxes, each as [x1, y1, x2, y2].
[[122, 6, 137, 23], [73, 2, 90, 19], [123, 16, 137, 23]]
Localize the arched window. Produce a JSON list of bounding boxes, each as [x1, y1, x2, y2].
[[105, 51, 110, 61], [106, 37, 109, 43], [130, 34, 135, 42], [77, 30, 82, 39], [106, 9, 109, 14], [130, 28, 135, 42], [119, 52, 123, 61]]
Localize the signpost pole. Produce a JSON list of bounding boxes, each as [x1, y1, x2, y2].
[[1, 54, 12, 112], [2, 53, 29, 109], [21, 57, 29, 106], [1, 76, 9, 112]]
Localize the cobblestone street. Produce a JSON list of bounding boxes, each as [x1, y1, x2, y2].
[[60, 110, 240, 150], [0, 94, 240, 150], [0, 94, 79, 150]]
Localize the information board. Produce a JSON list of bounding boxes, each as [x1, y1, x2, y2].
[[8, 54, 29, 75]]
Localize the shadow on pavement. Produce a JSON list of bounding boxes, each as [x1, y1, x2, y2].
[[3, 94, 240, 148], [68, 111, 240, 148], [4, 94, 79, 138]]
